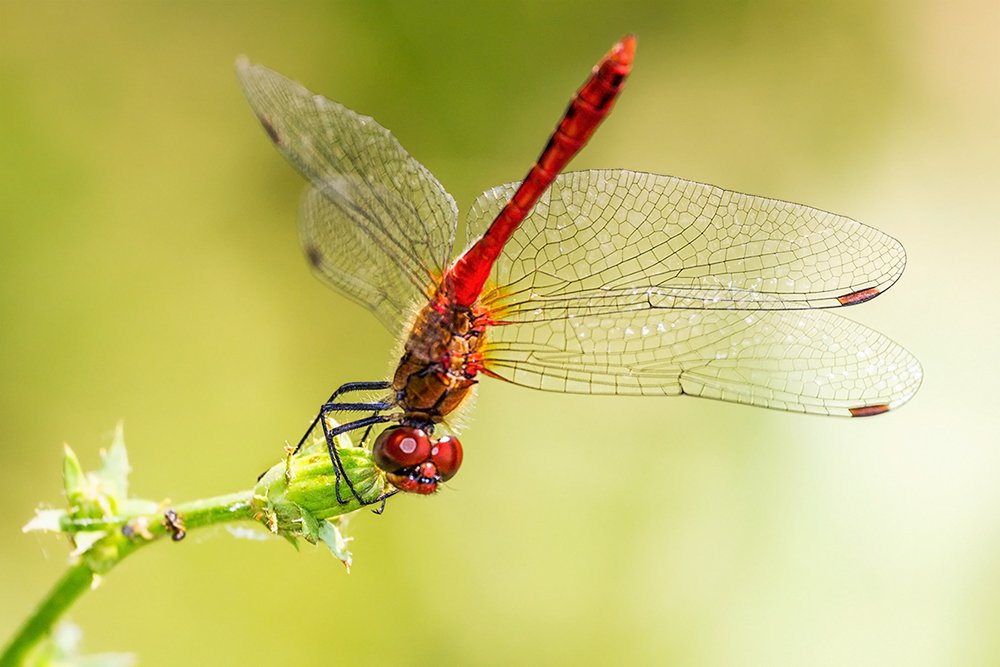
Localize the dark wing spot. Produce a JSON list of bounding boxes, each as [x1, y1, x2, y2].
[[837, 287, 881, 306], [304, 244, 323, 268], [258, 115, 281, 145], [849, 404, 890, 417]]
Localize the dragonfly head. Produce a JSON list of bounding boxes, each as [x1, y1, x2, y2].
[[372, 426, 463, 494]]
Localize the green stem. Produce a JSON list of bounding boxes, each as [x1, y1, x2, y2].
[[0, 564, 94, 667], [173, 491, 255, 531], [3, 433, 384, 666], [0, 490, 256, 667]]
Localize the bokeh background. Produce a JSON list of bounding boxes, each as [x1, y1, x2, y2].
[[2, 2, 998, 665]]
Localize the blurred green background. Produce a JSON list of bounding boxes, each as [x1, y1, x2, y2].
[[2, 1, 998, 665]]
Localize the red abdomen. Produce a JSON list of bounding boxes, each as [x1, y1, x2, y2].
[[444, 35, 636, 307], [394, 36, 636, 423]]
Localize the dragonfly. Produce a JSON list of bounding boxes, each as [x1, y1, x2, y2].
[[237, 35, 922, 504]]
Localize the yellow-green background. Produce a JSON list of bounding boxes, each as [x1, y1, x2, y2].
[[2, 2, 997, 665]]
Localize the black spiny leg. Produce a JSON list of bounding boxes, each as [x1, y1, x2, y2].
[[348, 420, 398, 515], [292, 381, 393, 455], [294, 380, 402, 508], [322, 413, 392, 505]]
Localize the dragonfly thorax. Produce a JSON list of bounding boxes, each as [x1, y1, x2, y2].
[[391, 293, 488, 424]]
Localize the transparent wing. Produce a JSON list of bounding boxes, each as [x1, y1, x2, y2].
[[238, 59, 457, 332], [299, 184, 426, 330], [482, 289, 922, 416], [468, 170, 920, 415], [467, 170, 905, 317]]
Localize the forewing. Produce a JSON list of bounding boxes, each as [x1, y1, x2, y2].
[[467, 170, 905, 317], [238, 59, 457, 332], [300, 184, 421, 330], [468, 170, 920, 415]]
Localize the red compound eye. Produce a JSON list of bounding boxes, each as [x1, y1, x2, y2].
[[431, 435, 463, 482], [372, 427, 431, 472]]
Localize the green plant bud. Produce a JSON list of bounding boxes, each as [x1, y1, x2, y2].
[[252, 434, 388, 541], [62, 443, 120, 520]]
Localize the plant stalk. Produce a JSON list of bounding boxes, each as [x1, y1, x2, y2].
[[1, 490, 256, 666]]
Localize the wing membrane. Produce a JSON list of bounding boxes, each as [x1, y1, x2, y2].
[[467, 170, 905, 318], [483, 289, 922, 416], [470, 170, 920, 414], [238, 59, 456, 332]]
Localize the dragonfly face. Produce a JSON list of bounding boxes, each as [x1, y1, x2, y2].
[[237, 36, 922, 499], [372, 427, 463, 495]]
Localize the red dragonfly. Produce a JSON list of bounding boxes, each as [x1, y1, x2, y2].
[[237, 36, 921, 503]]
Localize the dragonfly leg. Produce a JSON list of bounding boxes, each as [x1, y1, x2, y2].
[[370, 489, 398, 515], [285, 381, 398, 510], [322, 412, 393, 506], [323, 400, 395, 412], [351, 421, 400, 514], [355, 421, 378, 448], [292, 380, 393, 455], [328, 380, 393, 397]]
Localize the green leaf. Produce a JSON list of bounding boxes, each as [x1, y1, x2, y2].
[[94, 422, 130, 500], [318, 519, 353, 571], [23, 509, 66, 534], [299, 507, 320, 541], [62, 444, 86, 507], [70, 531, 107, 556]]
